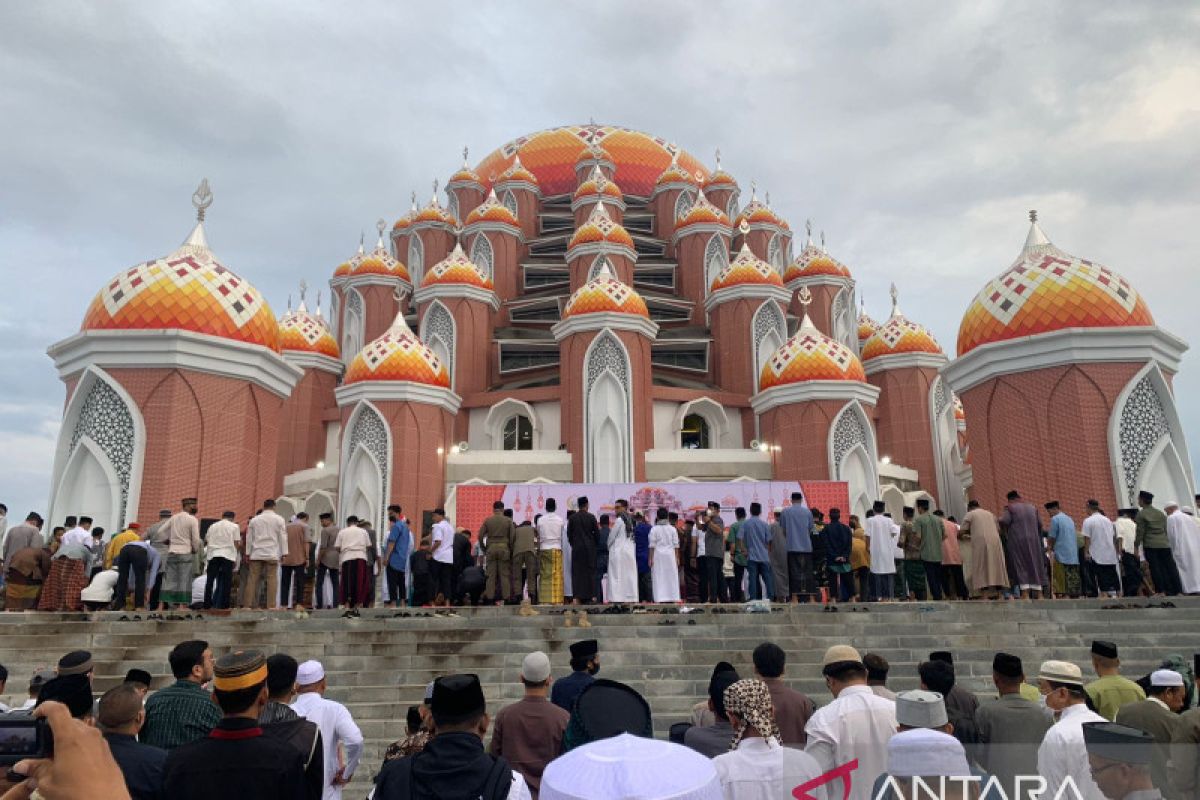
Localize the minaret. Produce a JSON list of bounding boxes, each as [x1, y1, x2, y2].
[[493, 155, 541, 243], [705, 225, 792, 398], [408, 180, 458, 287], [862, 284, 948, 499], [783, 222, 857, 350], [463, 188, 523, 321], [552, 264, 658, 482], [671, 189, 732, 324], [649, 153, 699, 251], [277, 283, 341, 479], [335, 312, 460, 533], [751, 287, 881, 518], [446, 146, 486, 223], [566, 201, 637, 291]]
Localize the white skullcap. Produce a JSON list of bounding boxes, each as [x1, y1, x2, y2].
[[1165, 500, 1180, 510], [1151, 669, 1184, 687], [540, 733, 723, 800], [296, 660, 325, 685], [895, 690, 948, 728], [887, 729, 971, 778], [522, 651, 552, 683]]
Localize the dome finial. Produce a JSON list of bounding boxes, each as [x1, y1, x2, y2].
[[192, 179, 213, 222], [1023, 209, 1052, 251], [714, 148, 722, 172], [410, 191, 418, 212], [376, 218, 386, 248], [431, 179, 440, 206], [462, 145, 470, 168], [889, 282, 903, 318], [798, 285, 816, 329], [820, 230, 826, 252], [750, 180, 757, 202], [286, 293, 292, 313], [765, 190, 771, 207], [298, 279, 308, 309], [358, 230, 365, 256], [316, 289, 323, 318], [1029, 209, 1037, 223]]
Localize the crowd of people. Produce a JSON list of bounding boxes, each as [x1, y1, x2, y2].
[[1, 636, 1197, 799], [2, 484, 1199, 615]]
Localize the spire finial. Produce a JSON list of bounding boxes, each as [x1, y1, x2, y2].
[[714, 148, 722, 171], [316, 289, 323, 318], [798, 286, 815, 329], [765, 190, 771, 207], [750, 180, 757, 201], [358, 231, 365, 255], [299, 279, 308, 304], [820, 230, 826, 251], [889, 282, 902, 318], [410, 190, 418, 211], [462, 145, 469, 168], [1029, 209, 1038, 223], [376, 218, 386, 245], [805, 218, 813, 243], [1023, 209, 1052, 250], [431, 179, 439, 205], [287, 293, 292, 313], [192, 179, 213, 222]]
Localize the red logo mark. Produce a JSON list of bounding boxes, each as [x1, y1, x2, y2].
[[793, 759, 858, 800]]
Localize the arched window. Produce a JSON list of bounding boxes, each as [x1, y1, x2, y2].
[[680, 413, 711, 449], [407, 237, 425, 287], [470, 233, 494, 280], [501, 190, 518, 217], [446, 193, 459, 224], [674, 189, 696, 221], [704, 235, 728, 295], [503, 415, 534, 451]]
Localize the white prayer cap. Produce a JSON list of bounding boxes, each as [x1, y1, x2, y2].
[[1151, 669, 1185, 688], [522, 651, 552, 683], [1038, 660, 1084, 687], [895, 689, 948, 728], [1165, 500, 1180, 511], [540, 733, 722, 800], [296, 659, 325, 685], [887, 729, 971, 778]]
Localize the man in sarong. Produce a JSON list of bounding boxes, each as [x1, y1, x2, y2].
[[999, 490, 1047, 599], [38, 516, 94, 611], [5, 543, 51, 610], [161, 498, 201, 610]]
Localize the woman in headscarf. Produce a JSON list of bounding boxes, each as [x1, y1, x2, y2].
[[711, 679, 826, 799]]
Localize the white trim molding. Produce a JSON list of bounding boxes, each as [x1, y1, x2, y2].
[[671, 397, 731, 450], [552, 313, 659, 342], [704, 284, 792, 313], [566, 241, 638, 265], [282, 351, 344, 375], [671, 223, 731, 245], [942, 326, 1188, 393], [751, 380, 880, 415], [863, 351, 948, 376], [48, 329, 303, 398], [484, 398, 543, 451], [342, 274, 413, 296], [462, 221, 523, 242], [335, 381, 462, 415], [412, 284, 500, 311]]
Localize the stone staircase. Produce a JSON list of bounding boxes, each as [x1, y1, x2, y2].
[[1, 598, 1195, 792]]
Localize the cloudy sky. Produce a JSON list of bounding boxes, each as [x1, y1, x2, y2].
[[2, 1, 1198, 521]]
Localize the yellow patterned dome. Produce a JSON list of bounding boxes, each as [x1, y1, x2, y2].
[[861, 288, 943, 361], [784, 230, 852, 281], [279, 302, 339, 359], [495, 154, 540, 187], [574, 166, 623, 202], [734, 193, 788, 231], [352, 232, 409, 281], [392, 195, 418, 231], [759, 316, 867, 389], [562, 263, 649, 319], [82, 186, 281, 353], [568, 202, 635, 251], [448, 149, 482, 185], [575, 142, 612, 166], [344, 312, 450, 387], [957, 213, 1154, 356], [656, 153, 698, 187], [465, 188, 520, 229], [703, 152, 737, 190], [421, 243, 494, 290], [675, 189, 730, 232], [711, 242, 784, 292], [857, 307, 879, 345], [412, 192, 458, 227]]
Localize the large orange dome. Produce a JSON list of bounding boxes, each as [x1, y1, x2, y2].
[[957, 215, 1154, 356], [562, 264, 649, 319], [759, 319, 867, 390], [279, 303, 339, 359], [344, 313, 450, 387], [82, 216, 280, 353], [475, 125, 709, 197]]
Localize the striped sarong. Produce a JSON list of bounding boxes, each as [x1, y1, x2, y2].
[[4, 571, 43, 610], [37, 557, 87, 611], [539, 549, 563, 604]]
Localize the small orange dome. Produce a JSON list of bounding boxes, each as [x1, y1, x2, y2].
[[734, 196, 788, 231], [656, 154, 698, 186], [562, 263, 649, 319], [279, 303, 339, 359], [344, 312, 450, 387], [862, 290, 943, 361], [448, 151, 482, 185], [711, 243, 784, 292], [574, 166, 623, 202], [857, 308, 879, 344], [957, 215, 1154, 356], [352, 235, 409, 282], [568, 202, 634, 251], [759, 319, 867, 389], [495, 154, 539, 187], [412, 192, 458, 227], [82, 210, 281, 353], [421, 243, 494, 290], [784, 232, 852, 281], [392, 196, 418, 231], [465, 188, 520, 229], [675, 189, 730, 232], [575, 142, 612, 165]]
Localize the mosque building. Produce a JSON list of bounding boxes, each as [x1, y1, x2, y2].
[[44, 125, 1196, 533]]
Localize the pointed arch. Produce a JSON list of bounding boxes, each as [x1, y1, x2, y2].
[[674, 189, 696, 221], [828, 401, 881, 520], [337, 401, 391, 534], [588, 254, 612, 282], [501, 190, 518, 217], [751, 301, 787, 392], [584, 331, 632, 483], [446, 193, 459, 224], [407, 236, 425, 287], [704, 235, 728, 296], [767, 234, 784, 273], [470, 233, 494, 280], [726, 194, 739, 222], [1110, 363, 1196, 507], [485, 398, 542, 450], [831, 287, 854, 350], [342, 287, 364, 363], [49, 366, 145, 532], [928, 375, 967, 519], [421, 300, 456, 391]]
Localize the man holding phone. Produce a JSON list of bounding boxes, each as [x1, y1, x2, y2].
[[701, 502, 728, 604]]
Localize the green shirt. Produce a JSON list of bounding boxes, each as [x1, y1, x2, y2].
[[728, 521, 747, 566], [914, 513, 944, 562], [1086, 674, 1147, 721], [1135, 505, 1169, 550], [142, 679, 221, 750]]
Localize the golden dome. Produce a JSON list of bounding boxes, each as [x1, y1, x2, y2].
[[759, 316, 867, 389], [568, 202, 635, 251], [344, 312, 450, 387], [710, 242, 784, 292], [562, 263, 649, 319], [279, 302, 339, 359], [421, 243, 494, 291]]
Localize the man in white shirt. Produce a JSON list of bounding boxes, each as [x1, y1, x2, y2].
[[242, 499, 288, 609], [864, 501, 897, 602], [161, 498, 201, 610], [60, 518, 94, 552], [1037, 660, 1106, 800], [203, 510, 241, 610], [804, 644, 897, 800], [334, 517, 371, 611], [290, 660, 363, 800], [536, 499, 565, 604], [1082, 500, 1121, 599], [430, 508, 455, 605]]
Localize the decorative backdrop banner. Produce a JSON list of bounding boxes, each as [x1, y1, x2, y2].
[[454, 480, 848, 538]]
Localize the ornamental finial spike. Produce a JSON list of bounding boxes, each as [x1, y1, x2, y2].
[[299, 279, 308, 304], [1029, 209, 1038, 223], [714, 148, 722, 171], [316, 289, 323, 317], [765, 190, 771, 207], [805, 218, 812, 239], [462, 145, 469, 168], [750, 180, 757, 200], [738, 219, 750, 236], [376, 218, 386, 238], [890, 282, 901, 317], [798, 285, 813, 310], [410, 190, 418, 211], [287, 293, 292, 313], [431, 179, 439, 204], [192, 179, 213, 222], [820, 230, 826, 251]]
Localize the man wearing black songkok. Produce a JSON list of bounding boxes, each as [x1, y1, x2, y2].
[[974, 652, 1051, 800]]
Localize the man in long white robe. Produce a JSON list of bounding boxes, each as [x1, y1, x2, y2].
[[865, 503, 897, 602], [648, 513, 680, 603], [607, 504, 639, 603], [1166, 502, 1200, 594]]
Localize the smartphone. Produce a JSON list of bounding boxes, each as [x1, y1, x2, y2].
[[0, 716, 53, 766]]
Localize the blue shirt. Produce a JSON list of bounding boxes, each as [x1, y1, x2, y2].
[[738, 516, 772, 563], [550, 670, 594, 713], [1048, 513, 1079, 565], [780, 503, 814, 553], [386, 519, 412, 571], [634, 523, 651, 574]]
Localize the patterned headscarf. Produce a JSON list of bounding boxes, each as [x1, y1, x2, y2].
[[723, 678, 781, 749]]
